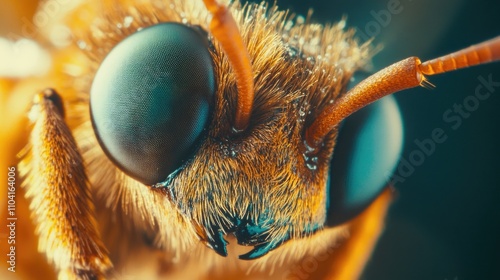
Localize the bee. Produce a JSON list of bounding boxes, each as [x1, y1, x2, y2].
[[0, 0, 499, 279]]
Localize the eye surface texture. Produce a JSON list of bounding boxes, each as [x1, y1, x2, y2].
[[90, 23, 215, 185], [326, 95, 403, 226]]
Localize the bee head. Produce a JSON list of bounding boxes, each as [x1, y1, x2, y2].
[[88, 2, 400, 259]]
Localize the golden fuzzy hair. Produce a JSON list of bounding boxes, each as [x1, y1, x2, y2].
[[15, 0, 384, 279]]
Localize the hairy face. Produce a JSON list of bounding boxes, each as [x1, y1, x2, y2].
[[14, 1, 392, 279], [78, 0, 368, 259], [75, 0, 370, 259]]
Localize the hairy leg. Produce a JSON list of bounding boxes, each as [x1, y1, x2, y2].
[[19, 89, 112, 279]]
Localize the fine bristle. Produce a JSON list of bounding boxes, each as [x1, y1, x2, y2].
[[420, 77, 436, 90], [24, 0, 373, 278]]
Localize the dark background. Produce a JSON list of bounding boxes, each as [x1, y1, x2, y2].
[[251, 0, 500, 279]]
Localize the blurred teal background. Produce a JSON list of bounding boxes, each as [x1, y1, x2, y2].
[[251, 0, 500, 279]]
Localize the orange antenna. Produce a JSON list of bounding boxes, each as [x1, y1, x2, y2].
[[420, 36, 500, 75], [305, 36, 500, 152], [203, 0, 254, 132]]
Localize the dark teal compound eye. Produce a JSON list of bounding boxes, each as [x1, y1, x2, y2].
[[326, 95, 403, 226], [90, 23, 215, 185]]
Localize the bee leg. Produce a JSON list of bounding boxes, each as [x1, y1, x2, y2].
[[19, 89, 112, 279], [310, 189, 393, 280]]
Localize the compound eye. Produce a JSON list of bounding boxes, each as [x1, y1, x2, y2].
[[90, 23, 215, 185], [326, 95, 403, 226]]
